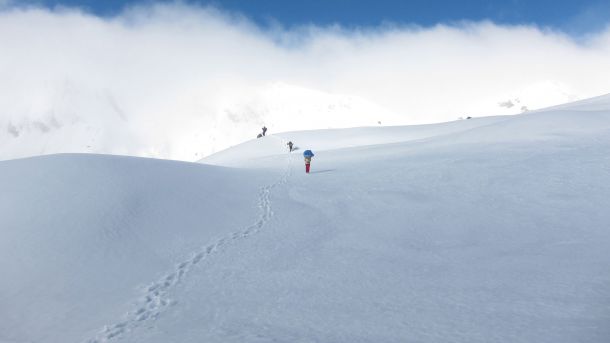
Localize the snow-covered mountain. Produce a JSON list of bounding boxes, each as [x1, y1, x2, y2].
[[2, 94, 610, 342], [0, 82, 399, 162], [0, 74, 585, 163]]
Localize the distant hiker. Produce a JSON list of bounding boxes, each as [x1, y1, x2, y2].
[[262, 126, 267, 136], [303, 150, 314, 173], [257, 133, 263, 138], [287, 141, 293, 152]]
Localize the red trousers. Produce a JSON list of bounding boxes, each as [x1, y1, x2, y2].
[[305, 163, 310, 173]]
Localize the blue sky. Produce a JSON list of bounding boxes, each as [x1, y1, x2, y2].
[[18, 0, 610, 35]]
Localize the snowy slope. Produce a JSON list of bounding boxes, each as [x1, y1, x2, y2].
[[202, 115, 510, 166], [194, 94, 610, 343], [540, 92, 610, 112], [206, 93, 610, 167], [2, 94, 610, 343], [0, 154, 278, 343]]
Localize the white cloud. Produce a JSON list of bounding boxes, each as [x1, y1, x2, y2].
[[0, 3, 609, 161]]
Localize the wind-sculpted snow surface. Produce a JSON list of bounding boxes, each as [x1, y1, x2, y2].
[[3, 94, 610, 342]]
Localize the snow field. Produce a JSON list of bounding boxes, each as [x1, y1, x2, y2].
[[2, 94, 610, 342]]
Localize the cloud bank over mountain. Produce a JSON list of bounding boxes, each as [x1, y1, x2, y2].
[[1, 2, 609, 161]]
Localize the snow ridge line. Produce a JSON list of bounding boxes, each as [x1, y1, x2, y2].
[[85, 153, 292, 343]]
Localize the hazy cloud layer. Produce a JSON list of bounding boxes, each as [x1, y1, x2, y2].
[[1, 3, 609, 161]]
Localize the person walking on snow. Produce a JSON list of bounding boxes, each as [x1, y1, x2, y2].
[[303, 150, 314, 173], [262, 126, 267, 136], [287, 141, 293, 152]]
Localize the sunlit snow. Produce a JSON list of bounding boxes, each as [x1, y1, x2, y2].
[[1, 94, 610, 342]]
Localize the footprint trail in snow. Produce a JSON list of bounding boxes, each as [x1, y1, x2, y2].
[[86, 153, 292, 343]]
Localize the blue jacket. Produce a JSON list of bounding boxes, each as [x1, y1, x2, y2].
[[303, 150, 314, 157]]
